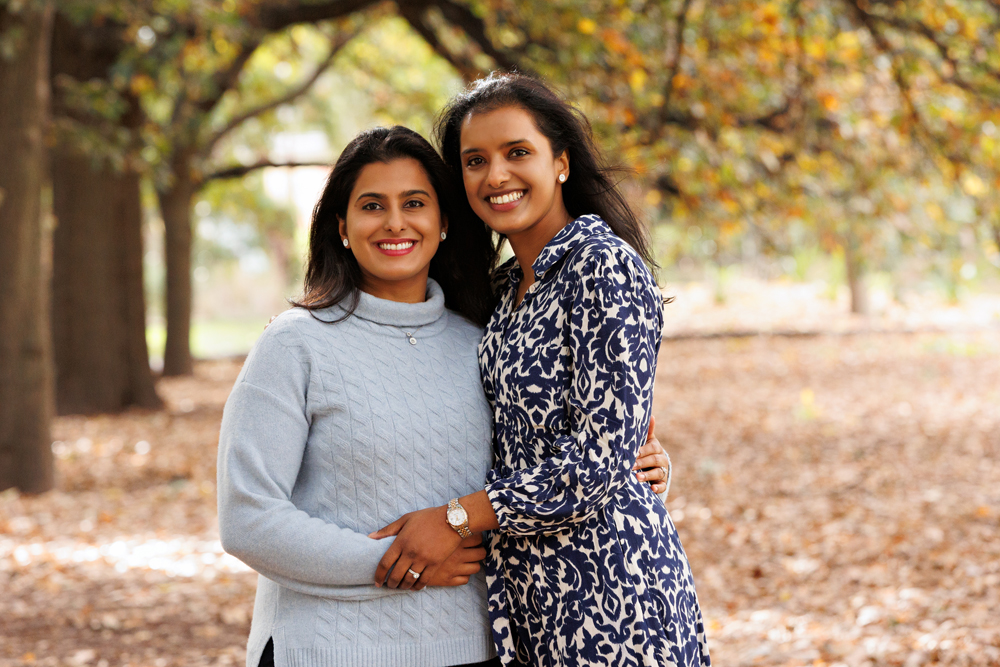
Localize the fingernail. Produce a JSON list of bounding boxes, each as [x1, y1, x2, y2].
[[637, 472, 646, 480]]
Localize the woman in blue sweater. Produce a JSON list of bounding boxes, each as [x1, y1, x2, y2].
[[217, 125, 672, 667], [371, 74, 711, 666]]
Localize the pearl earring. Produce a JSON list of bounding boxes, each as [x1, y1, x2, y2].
[[558, 174, 567, 183], [440, 231, 447, 241], [342, 238, 349, 248]]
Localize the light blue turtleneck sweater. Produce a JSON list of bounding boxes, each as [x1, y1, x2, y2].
[[217, 280, 496, 667]]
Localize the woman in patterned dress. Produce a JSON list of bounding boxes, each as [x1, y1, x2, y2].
[[371, 74, 711, 666]]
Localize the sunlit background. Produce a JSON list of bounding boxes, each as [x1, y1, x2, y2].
[[2, 1, 999, 665]]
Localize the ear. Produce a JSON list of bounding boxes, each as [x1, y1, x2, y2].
[[440, 214, 449, 237], [338, 217, 348, 244], [555, 149, 569, 182]]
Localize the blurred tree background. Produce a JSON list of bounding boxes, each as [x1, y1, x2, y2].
[[2, 0, 1000, 491]]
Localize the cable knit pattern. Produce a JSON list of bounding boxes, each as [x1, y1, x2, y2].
[[218, 280, 495, 667]]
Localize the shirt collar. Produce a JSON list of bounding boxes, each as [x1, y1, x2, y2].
[[530, 215, 610, 280]]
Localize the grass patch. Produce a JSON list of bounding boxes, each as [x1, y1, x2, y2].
[[147, 319, 265, 363]]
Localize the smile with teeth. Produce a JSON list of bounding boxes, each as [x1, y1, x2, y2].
[[377, 241, 414, 250], [489, 191, 524, 205]]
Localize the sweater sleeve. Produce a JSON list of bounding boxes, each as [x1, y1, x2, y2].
[[217, 324, 402, 601], [484, 251, 663, 536]]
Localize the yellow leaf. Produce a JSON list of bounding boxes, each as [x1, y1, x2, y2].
[[672, 73, 693, 91], [961, 173, 986, 197], [819, 92, 839, 111], [805, 38, 826, 59], [130, 74, 154, 95], [577, 18, 597, 35], [925, 202, 944, 221], [629, 69, 647, 93], [801, 388, 815, 406]]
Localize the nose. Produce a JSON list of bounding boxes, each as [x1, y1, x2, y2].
[[486, 159, 509, 189], [384, 205, 406, 233]]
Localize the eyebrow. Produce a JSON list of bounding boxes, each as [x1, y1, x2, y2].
[[356, 189, 431, 201], [461, 139, 530, 156]]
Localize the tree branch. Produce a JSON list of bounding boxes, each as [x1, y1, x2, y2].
[[399, 0, 523, 81], [432, 0, 520, 72], [844, 0, 967, 168], [660, 0, 693, 123], [254, 0, 379, 31], [398, 1, 479, 81], [853, 3, 1000, 98], [192, 38, 263, 117], [201, 159, 331, 183], [199, 28, 359, 159], [736, 99, 794, 131]]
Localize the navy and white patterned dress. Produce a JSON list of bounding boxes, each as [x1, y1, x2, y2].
[[480, 215, 711, 667]]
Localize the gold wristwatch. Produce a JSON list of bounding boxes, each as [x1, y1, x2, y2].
[[447, 498, 472, 538]]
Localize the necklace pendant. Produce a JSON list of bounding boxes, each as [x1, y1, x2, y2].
[[408, 335, 417, 345]]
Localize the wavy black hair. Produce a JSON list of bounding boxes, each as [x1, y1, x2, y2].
[[434, 71, 656, 269], [292, 126, 498, 326]]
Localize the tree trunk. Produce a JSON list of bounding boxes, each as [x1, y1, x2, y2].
[[49, 15, 161, 413], [0, 2, 55, 493], [50, 156, 162, 412], [158, 157, 196, 376], [844, 233, 869, 316]]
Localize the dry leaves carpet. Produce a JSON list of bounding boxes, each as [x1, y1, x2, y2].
[[1, 298, 998, 666]]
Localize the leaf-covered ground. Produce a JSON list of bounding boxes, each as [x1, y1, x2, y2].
[[2, 287, 999, 667]]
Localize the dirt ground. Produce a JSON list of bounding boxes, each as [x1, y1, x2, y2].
[[1, 291, 998, 666]]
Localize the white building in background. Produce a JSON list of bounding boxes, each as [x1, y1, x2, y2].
[[264, 130, 334, 236]]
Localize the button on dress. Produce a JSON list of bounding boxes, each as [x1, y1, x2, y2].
[[480, 215, 711, 667]]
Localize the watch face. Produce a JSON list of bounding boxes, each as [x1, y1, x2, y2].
[[447, 506, 468, 526]]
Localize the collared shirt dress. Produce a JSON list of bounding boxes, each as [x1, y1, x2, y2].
[[480, 215, 711, 667]]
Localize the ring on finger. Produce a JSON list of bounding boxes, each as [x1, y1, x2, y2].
[[407, 568, 421, 579]]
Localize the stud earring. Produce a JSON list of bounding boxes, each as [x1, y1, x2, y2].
[[558, 174, 567, 183], [342, 238, 349, 248], [440, 231, 447, 241]]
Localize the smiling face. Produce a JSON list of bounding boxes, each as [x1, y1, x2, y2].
[[338, 158, 447, 303], [459, 105, 571, 256]]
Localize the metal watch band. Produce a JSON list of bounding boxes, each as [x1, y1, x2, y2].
[[448, 498, 473, 538]]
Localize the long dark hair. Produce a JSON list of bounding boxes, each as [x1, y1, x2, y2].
[[292, 126, 498, 326], [434, 72, 656, 269]]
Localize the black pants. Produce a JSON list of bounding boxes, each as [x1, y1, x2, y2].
[[257, 638, 501, 667]]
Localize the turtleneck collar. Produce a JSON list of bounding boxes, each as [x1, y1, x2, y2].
[[348, 278, 446, 328]]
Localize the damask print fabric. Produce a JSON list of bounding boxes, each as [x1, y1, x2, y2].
[[480, 215, 711, 667]]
